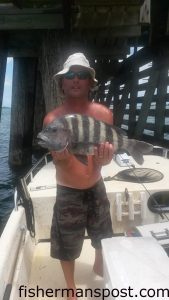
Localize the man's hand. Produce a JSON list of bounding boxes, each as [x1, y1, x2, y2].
[[51, 149, 71, 165], [94, 142, 114, 166]]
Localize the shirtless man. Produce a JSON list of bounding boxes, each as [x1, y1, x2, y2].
[[43, 53, 114, 299]]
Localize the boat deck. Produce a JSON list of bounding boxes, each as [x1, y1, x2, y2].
[[27, 154, 169, 238], [27, 240, 104, 300], [28, 154, 169, 199]]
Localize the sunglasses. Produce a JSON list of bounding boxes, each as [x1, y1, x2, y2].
[[64, 70, 91, 80]]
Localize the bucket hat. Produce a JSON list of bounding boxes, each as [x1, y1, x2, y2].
[[53, 52, 98, 85]]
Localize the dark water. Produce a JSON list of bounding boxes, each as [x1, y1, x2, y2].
[[0, 107, 41, 235], [0, 107, 14, 233]]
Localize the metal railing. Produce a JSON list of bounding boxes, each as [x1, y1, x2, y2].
[[24, 153, 52, 186]]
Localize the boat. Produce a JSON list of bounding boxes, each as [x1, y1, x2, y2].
[[0, 146, 169, 300]]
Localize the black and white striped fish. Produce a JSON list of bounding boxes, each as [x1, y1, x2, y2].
[[37, 114, 153, 165]]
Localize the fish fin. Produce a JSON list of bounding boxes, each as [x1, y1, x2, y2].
[[127, 140, 153, 165], [111, 125, 127, 137], [74, 154, 88, 165]]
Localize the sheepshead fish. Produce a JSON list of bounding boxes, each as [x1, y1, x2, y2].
[[37, 114, 153, 165]]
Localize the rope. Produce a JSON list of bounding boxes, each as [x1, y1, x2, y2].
[[17, 178, 36, 238]]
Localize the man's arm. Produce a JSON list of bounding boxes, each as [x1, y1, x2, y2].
[[94, 142, 114, 166]]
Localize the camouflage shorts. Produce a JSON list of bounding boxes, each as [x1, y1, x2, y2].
[[50, 178, 113, 260]]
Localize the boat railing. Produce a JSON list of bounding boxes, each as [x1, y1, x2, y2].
[[24, 152, 52, 187]]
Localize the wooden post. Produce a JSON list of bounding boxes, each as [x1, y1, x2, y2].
[[39, 31, 64, 113], [150, 0, 169, 46], [106, 79, 115, 108], [0, 34, 7, 120], [111, 78, 120, 125], [32, 67, 46, 148], [115, 80, 131, 127], [134, 68, 158, 139], [155, 66, 168, 141], [95, 82, 105, 103], [128, 47, 138, 137], [9, 58, 37, 167]]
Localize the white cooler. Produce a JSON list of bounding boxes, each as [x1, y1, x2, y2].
[[102, 237, 169, 300]]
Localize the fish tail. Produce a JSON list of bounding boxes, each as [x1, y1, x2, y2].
[[127, 139, 153, 164]]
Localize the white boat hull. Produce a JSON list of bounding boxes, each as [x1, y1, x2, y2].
[[1, 150, 169, 300]]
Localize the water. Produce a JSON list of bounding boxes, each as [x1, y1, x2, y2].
[[0, 108, 14, 233], [0, 107, 45, 235], [0, 108, 39, 235]]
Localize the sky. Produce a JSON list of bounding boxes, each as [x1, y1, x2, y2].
[[2, 57, 13, 107]]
